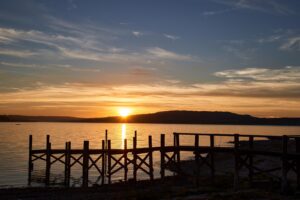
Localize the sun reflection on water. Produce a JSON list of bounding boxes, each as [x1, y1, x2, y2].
[[121, 123, 126, 148]]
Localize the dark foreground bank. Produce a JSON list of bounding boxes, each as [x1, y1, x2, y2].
[[1, 176, 300, 200]]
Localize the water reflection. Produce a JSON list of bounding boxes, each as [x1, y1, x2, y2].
[[121, 124, 126, 148]]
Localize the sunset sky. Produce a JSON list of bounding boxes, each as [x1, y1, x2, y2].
[[0, 0, 299, 117]]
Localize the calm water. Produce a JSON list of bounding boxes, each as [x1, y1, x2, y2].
[[0, 122, 300, 187]]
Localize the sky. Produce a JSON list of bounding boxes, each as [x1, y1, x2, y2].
[[0, 0, 299, 118]]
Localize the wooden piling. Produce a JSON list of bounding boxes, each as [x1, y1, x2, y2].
[[248, 136, 254, 186], [296, 137, 300, 190], [107, 140, 111, 184], [281, 135, 288, 194], [28, 135, 33, 185], [210, 135, 215, 182], [64, 141, 71, 187], [233, 134, 239, 190], [160, 134, 165, 179], [133, 136, 137, 182], [45, 135, 51, 186], [174, 133, 180, 164], [104, 130, 108, 182], [101, 140, 105, 185], [82, 141, 89, 187], [124, 139, 128, 182], [195, 135, 199, 186], [149, 135, 154, 180]]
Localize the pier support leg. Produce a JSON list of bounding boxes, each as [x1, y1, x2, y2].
[[296, 138, 300, 190], [124, 139, 128, 182], [233, 134, 239, 191], [101, 140, 105, 185], [195, 135, 200, 186], [210, 135, 215, 184], [107, 140, 111, 184], [82, 141, 89, 187], [281, 135, 289, 194], [28, 135, 33, 186], [64, 142, 71, 187], [133, 136, 137, 182], [248, 136, 254, 186], [45, 135, 51, 186], [160, 134, 165, 180], [149, 136, 154, 181]]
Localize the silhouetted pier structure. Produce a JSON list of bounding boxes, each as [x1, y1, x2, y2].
[[28, 132, 300, 193]]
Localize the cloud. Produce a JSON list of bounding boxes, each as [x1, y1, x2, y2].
[[212, 0, 295, 15], [163, 34, 180, 40], [129, 67, 156, 76], [1, 66, 300, 117], [215, 66, 300, 81], [0, 49, 37, 58], [146, 47, 194, 61], [280, 36, 300, 51], [202, 8, 235, 16], [132, 31, 143, 37]]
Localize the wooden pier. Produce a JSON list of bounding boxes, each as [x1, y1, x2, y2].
[[28, 132, 300, 193]]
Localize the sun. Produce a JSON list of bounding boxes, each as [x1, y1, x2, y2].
[[118, 108, 131, 118]]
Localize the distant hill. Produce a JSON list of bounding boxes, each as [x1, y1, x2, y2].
[[0, 111, 300, 125]]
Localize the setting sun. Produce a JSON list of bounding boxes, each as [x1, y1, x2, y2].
[[118, 108, 131, 117]]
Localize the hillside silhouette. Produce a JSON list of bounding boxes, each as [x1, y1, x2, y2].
[[0, 110, 299, 125]]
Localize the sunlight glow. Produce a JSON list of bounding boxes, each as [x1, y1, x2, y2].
[[118, 108, 131, 117]]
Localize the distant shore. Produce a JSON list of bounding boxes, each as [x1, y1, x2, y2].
[[1, 111, 300, 125]]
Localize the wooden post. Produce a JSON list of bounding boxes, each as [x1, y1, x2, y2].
[[281, 135, 288, 194], [248, 136, 254, 186], [296, 137, 300, 190], [210, 135, 215, 183], [82, 141, 89, 187], [124, 139, 128, 182], [233, 134, 239, 191], [149, 135, 154, 181], [107, 140, 111, 184], [64, 141, 71, 187], [101, 140, 105, 185], [160, 134, 165, 179], [195, 135, 199, 186], [133, 136, 137, 182], [45, 135, 51, 186], [28, 135, 33, 185], [104, 130, 108, 182], [176, 133, 180, 164]]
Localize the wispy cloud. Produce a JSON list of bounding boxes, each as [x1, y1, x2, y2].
[[280, 36, 300, 51], [202, 8, 235, 16], [0, 49, 37, 58], [146, 47, 194, 61], [215, 66, 300, 81], [163, 34, 180, 40], [211, 0, 295, 15], [257, 30, 300, 52]]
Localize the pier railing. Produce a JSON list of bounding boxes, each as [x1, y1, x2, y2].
[[28, 132, 300, 193]]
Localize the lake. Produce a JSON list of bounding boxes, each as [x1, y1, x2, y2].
[[0, 122, 300, 187]]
